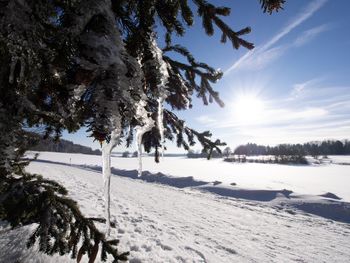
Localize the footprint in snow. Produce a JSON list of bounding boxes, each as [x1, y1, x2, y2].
[[141, 244, 152, 252], [157, 242, 173, 251], [135, 227, 142, 233]]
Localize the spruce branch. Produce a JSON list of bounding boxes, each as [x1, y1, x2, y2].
[[163, 50, 224, 108], [259, 0, 286, 14], [0, 171, 128, 262], [179, 0, 194, 26], [193, 0, 255, 49], [164, 109, 226, 158]]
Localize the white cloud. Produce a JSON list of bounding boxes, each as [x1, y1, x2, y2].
[[195, 115, 216, 124], [196, 83, 350, 146], [260, 0, 328, 51], [290, 79, 350, 105], [231, 123, 350, 146], [215, 107, 328, 129], [291, 77, 324, 98], [293, 24, 332, 47], [233, 46, 287, 71], [225, 0, 328, 74], [290, 107, 328, 119]]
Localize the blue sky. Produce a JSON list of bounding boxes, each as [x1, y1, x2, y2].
[[63, 0, 350, 153]]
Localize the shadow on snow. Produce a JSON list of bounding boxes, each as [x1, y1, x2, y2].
[[32, 159, 350, 224]]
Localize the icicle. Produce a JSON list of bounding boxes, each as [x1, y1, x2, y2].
[[157, 96, 165, 158], [150, 36, 169, 88], [8, 56, 25, 84], [136, 128, 143, 177], [101, 144, 112, 237], [8, 56, 17, 84], [135, 100, 155, 177], [19, 57, 25, 82], [126, 124, 131, 138], [135, 121, 154, 176], [101, 119, 121, 236], [150, 35, 170, 158]]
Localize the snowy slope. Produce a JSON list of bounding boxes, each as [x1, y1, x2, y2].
[[26, 151, 350, 201], [1, 156, 350, 262]]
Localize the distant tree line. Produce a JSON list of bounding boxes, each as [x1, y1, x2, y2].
[[187, 149, 222, 159], [233, 140, 350, 157], [28, 132, 101, 155], [225, 154, 308, 165], [122, 151, 138, 158]]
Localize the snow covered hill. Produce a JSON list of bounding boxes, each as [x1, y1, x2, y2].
[[1, 152, 350, 262]]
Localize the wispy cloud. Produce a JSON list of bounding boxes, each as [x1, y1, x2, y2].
[[259, 0, 328, 51], [195, 115, 216, 124], [293, 23, 332, 47], [230, 46, 288, 71], [291, 77, 325, 98], [290, 79, 350, 103], [213, 107, 329, 129], [232, 123, 350, 146], [225, 0, 328, 74]]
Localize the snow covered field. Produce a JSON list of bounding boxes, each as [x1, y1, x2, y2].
[[1, 152, 350, 262], [26, 151, 350, 201]]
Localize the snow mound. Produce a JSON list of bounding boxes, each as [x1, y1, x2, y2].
[[319, 192, 342, 200]]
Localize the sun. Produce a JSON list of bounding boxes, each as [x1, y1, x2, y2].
[[233, 94, 265, 125]]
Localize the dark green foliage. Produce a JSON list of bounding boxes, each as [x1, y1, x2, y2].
[[0, 0, 286, 261], [116, 0, 284, 160], [223, 147, 232, 158], [187, 148, 222, 159], [305, 140, 350, 156], [260, 0, 286, 14], [0, 0, 285, 162], [122, 151, 130, 157], [163, 44, 224, 108], [0, 170, 128, 262], [194, 0, 254, 49], [28, 132, 101, 155], [234, 140, 350, 157], [224, 155, 308, 165], [163, 109, 226, 159], [227, 139, 350, 165]]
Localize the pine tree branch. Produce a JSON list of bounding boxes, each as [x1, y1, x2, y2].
[[0, 171, 128, 262], [163, 109, 226, 158], [192, 0, 254, 49], [163, 54, 224, 107], [259, 0, 286, 14]]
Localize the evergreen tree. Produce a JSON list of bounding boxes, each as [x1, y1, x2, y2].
[[233, 139, 349, 161], [223, 147, 232, 158], [0, 0, 285, 261], [122, 151, 130, 158]]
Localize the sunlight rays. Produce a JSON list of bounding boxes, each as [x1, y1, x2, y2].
[[232, 94, 266, 125]]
